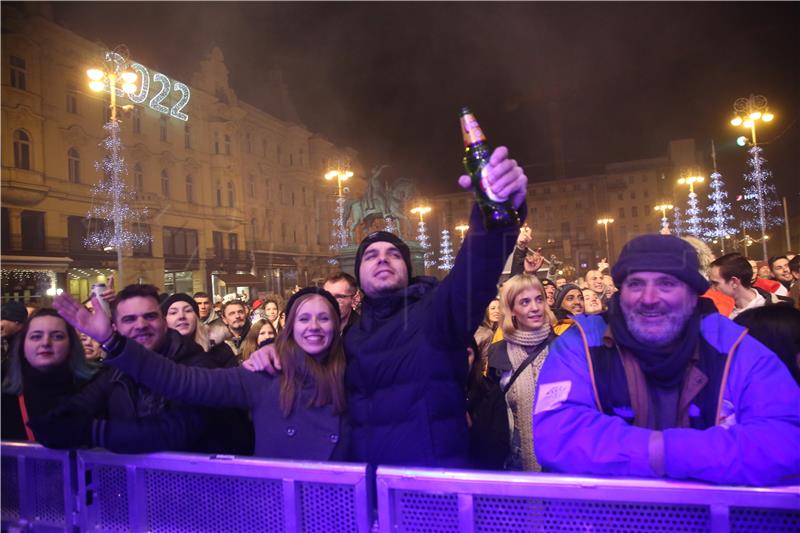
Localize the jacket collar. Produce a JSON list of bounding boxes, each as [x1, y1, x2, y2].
[[362, 276, 438, 320]]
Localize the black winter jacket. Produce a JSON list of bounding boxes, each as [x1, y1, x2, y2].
[[345, 203, 524, 467]]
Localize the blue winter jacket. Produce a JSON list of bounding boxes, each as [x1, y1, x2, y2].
[[533, 312, 800, 486], [345, 203, 524, 467]]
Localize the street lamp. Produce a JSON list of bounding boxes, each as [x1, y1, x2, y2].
[[730, 94, 776, 261], [324, 168, 353, 198], [729, 94, 774, 146], [677, 173, 705, 236], [596, 217, 614, 261], [411, 206, 434, 269], [653, 203, 673, 232], [324, 165, 353, 260], [86, 47, 139, 285], [455, 223, 469, 241]]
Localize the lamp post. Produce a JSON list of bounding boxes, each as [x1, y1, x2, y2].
[[455, 223, 469, 242], [411, 206, 434, 269], [730, 94, 775, 261], [653, 203, 673, 232], [324, 167, 353, 262], [87, 47, 139, 285], [596, 217, 614, 261], [677, 173, 705, 236]]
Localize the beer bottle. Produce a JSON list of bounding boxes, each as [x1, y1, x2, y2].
[[460, 107, 521, 229]]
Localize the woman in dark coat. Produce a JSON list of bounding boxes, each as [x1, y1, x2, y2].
[[1, 309, 94, 441], [53, 288, 349, 461]]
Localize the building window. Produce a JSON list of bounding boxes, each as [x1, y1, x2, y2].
[[68, 148, 80, 183], [21, 210, 45, 251], [289, 153, 294, 167], [212, 231, 224, 254], [630, 191, 636, 199], [216, 184, 222, 207], [644, 190, 649, 198], [245, 133, 251, 153], [66, 87, 78, 114], [299, 149, 304, 167], [13, 129, 31, 169], [248, 175, 255, 197], [277, 145, 281, 164], [132, 107, 141, 134], [161, 170, 170, 197], [619, 207, 625, 219], [617, 193, 623, 201], [133, 163, 144, 192], [163, 226, 198, 257], [262, 138, 267, 157], [224, 134, 231, 155], [184, 124, 191, 149], [185, 175, 194, 203], [10, 56, 27, 90], [214, 132, 220, 154], [644, 204, 650, 214], [227, 181, 234, 207], [228, 233, 238, 251], [159, 116, 168, 141], [291, 191, 296, 207], [632, 206, 639, 217]]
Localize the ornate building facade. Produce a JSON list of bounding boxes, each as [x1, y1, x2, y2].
[[1, 6, 363, 304]]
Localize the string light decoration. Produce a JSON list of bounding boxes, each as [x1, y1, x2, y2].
[[84, 120, 151, 276], [438, 229, 454, 271], [704, 141, 735, 253], [411, 206, 434, 270], [383, 216, 399, 236], [672, 206, 684, 237], [328, 195, 349, 265], [740, 145, 782, 259], [677, 173, 705, 237]]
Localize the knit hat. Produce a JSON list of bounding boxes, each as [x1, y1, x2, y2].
[[354, 231, 412, 285], [285, 287, 340, 320], [160, 293, 200, 317], [554, 283, 582, 310], [1, 301, 28, 323], [611, 234, 710, 294], [541, 278, 554, 289]]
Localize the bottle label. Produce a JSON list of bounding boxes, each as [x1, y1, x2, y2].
[[461, 113, 486, 147]]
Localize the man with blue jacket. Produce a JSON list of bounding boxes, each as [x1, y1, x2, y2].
[[533, 234, 800, 486]]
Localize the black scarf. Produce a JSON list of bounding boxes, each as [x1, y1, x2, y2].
[[608, 292, 701, 388]]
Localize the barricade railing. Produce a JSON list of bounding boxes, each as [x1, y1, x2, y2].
[[1, 441, 75, 533], [3, 441, 798, 533], [376, 466, 800, 533]]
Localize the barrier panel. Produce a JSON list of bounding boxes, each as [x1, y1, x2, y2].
[[376, 467, 800, 533], [76, 450, 372, 533], [1, 442, 75, 533]]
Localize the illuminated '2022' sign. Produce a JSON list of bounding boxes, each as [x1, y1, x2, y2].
[[107, 60, 191, 122]]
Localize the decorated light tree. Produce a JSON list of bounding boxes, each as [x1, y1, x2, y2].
[[740, 145, 782, 258], [411, 206, 435, 270], [678, 173, 705, 237], [85, 49, 150, 284], [324, 168, 353, 265], [672, 206, 684, 237], [438, 229, 454, 271], [383, 215, 400, 236], [704, 141, 735, 253]]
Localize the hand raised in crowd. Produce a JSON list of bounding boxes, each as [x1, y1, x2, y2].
[[597, 258, 609, 272], [52, 293, 113, 344], [458, 146, 528, 209], [242, 342, 281, 375], [525, 249, 544, 272], [517, 225, 532, 250]]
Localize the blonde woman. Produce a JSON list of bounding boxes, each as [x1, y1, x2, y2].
[[486, 274, 557, 471]]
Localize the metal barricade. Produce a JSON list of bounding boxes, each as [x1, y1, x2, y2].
[[1, 442, 75, 533], [376, 466, 800, 533], [76, 450, 372, 532]]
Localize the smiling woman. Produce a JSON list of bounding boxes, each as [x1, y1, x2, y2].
[[50, 287, 350, 461]]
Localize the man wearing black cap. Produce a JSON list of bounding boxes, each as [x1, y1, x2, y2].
[[533, 234, 800, 486], [1, 301, 28, 367], [32, 284, 246, 454]]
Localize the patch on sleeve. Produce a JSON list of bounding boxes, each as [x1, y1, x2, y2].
[[534, 380, 572, 415]]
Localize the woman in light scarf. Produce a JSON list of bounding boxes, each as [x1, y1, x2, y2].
[[487, 274, 557, 471]]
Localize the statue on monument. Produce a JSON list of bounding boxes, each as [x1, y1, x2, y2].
[[344, 165, 415, 241]]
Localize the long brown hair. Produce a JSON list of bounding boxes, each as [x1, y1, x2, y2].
[[276, 294, 346, 417]]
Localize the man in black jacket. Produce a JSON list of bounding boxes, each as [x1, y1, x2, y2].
[[31, 284, 250, 454]]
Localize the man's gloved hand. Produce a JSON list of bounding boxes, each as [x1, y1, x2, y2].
[[28, 411, 93, 449]]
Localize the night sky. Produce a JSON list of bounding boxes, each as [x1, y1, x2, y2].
[[45, 2, 799, 212]]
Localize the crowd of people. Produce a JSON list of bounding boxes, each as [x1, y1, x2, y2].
[[2, 146, 798, 487]]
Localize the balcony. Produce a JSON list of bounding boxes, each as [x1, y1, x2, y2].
[[1, 235, 68, 256], [205, 247, 252, 272]]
